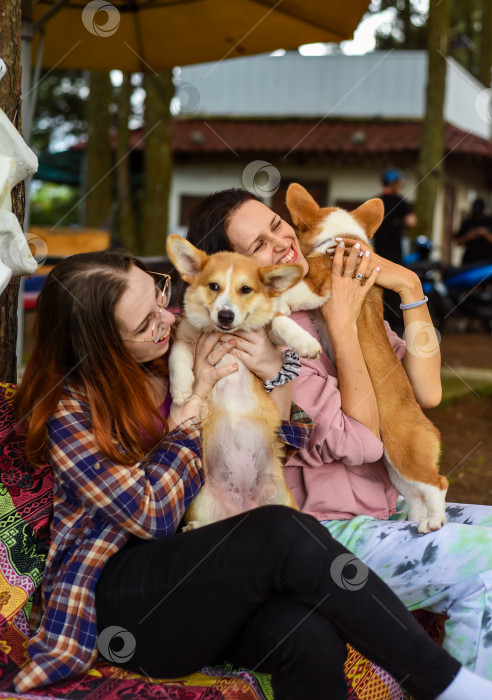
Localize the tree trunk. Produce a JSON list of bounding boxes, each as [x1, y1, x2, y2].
[[414, 0, 450, 242], [0, 0, 23, 381], [401, 0, 412, 44], [116, 73, 137, 252], [142, 69, 174, 256], [85, 71, 112, 229], [478, 0, 492, 87]]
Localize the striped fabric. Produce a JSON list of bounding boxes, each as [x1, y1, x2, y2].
[[14, 383, 312, 693], [263, 350, 301, 393]]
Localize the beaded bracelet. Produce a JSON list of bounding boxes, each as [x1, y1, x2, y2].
[[264, 349, 301, 393], [399, 295, 429, 310]]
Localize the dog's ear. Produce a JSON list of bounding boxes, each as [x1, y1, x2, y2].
[[351, 199, 384, 239], [286, 184, 320, 232], [166, 235, 208, 283], [259, 263, 304, 297]]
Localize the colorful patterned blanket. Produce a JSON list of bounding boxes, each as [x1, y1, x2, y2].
[[0, 381, 442, 699]]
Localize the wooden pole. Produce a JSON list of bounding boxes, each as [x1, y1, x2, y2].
[[85, 71, 112, 229], [0, 0, 23, 381], [413, 0, 450, 242], [142, 69, 174, 256]]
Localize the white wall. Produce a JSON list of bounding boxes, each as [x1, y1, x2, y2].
[[169, 165, 246, 236], [445, 58, 492, 140], [169, 160, 491, 267], [169, 163, 417, 234]]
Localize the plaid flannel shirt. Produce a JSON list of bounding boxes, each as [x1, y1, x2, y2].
[[14, 383, 312, 693]]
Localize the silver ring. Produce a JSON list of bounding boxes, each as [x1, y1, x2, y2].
[[354, 272, 364, 281]]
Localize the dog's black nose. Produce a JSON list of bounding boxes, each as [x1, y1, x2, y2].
[[217, 308, 235, 326]]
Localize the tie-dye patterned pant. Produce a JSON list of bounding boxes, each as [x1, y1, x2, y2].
[[323, 500, 492, 678]]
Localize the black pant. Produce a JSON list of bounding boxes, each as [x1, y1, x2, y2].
[[95, 506, 460, 700]]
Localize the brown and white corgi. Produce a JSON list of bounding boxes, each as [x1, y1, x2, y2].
[[166, 234, 320, 529], [280, 184, 448, 534]]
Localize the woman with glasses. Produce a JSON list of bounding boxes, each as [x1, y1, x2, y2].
[[12, 249, 491, 699]]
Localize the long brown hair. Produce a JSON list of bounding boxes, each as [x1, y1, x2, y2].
[[14, 250, 168, 467]]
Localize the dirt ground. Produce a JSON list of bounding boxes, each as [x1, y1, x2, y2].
[[439, 331, 492, 370], [425, 332, 492, 505]]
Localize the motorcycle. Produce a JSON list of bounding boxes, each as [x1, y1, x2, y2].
[[403, 236, 492, 333]]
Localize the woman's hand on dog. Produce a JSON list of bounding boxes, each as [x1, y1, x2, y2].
[[322, 240, 380, 333], [332, 236, 422, 299], [192, 332, 239, 399], [168, 334, 238, 428], [219, 328, 283, 381]]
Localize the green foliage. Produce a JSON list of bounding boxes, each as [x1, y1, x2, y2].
[[449, 0, 482, 76], [31, 69, 144, 154], [368, 0, 490, 82], [439, 376, 492, 408], [31, 69, 88, 153], [30, 183, 81, 226], [369, 0, 427, 50]]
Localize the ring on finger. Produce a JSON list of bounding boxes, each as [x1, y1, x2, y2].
[[354, 272, 364, 281]]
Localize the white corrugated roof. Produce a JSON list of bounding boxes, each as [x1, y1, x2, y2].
[[178, 51, 491, 139]]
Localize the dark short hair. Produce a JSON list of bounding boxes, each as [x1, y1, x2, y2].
[[186, 188, 260, 254], [472, 198, 485, 214]]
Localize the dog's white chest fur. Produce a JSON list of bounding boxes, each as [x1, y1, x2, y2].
[[211, 353, 256, 414], [205, 355, 275, 510]]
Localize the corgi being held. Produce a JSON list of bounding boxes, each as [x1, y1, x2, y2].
[[280, 184, 447, 534], [166, 235, 320, 529]]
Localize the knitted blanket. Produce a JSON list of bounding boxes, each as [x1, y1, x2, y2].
[[0, 381, 436, 699]]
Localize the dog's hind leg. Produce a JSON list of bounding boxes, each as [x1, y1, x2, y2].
[[385, 460, 427, 522], [385, 459, 447, 534], [413, 481, 448, 534]]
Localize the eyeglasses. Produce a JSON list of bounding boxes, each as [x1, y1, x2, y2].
[[123, 272, 172, 345]]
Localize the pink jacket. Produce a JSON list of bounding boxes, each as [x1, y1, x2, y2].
[[284, 311, 404, 522]]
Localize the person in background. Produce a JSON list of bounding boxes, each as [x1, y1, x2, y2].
[[374, 169, 417, 264], [374, 168, 417, 335], [453, 198, 492, 265]]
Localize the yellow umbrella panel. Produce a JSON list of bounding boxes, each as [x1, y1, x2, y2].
[[30, 0, 370, 72]]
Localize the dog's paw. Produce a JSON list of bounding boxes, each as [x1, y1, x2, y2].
[[294, 337, 322, 359], [418, 515, 446, 534], [171, 388, 194, 406], [181, 521, 201, 532], [407, 501, 427, 523], [322, 239, 338, 254]]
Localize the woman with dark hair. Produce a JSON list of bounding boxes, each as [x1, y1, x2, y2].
[[11, 249, 490, 699], [185, 188, 259, 255], [186, 188, 492, 682]]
